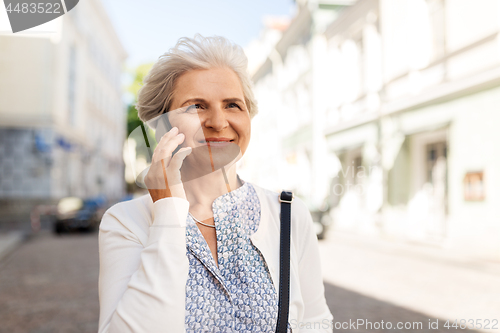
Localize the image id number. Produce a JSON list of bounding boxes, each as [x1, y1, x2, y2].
[[444, 319, 498, 330], [6, 2, 62, 14]]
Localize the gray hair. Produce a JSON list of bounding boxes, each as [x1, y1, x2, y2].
[[136, 34, 258, 123]]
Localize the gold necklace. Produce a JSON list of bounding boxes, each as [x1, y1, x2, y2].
[[189, 213, 216, 228]]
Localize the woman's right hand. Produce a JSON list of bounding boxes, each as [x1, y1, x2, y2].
[[144, 126, 192, 202]]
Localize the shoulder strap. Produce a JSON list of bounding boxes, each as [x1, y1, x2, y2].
[[276, 190, 293, 333]]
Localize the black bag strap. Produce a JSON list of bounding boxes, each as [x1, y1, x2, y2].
[[276, 190, 293, 333]]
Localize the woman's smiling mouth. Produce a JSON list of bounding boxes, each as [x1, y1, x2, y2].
[[199, 137, 234, 147]]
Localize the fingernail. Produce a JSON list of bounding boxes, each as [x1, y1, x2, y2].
[[171, 127, 178, 133]]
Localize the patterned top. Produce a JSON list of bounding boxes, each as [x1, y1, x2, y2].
[[184, 182, 290, 332]]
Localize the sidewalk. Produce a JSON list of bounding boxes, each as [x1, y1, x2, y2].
[[323, 229, 500, 275], [0, 231, 26, 262], [319, 229, 500, 332]]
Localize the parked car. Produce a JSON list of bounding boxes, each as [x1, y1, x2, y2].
[[54, 196, 106, 234]]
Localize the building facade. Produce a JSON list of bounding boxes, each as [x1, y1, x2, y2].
[[247, 0, 500, 260], [243, 0, 354, 209], [0, 0, 127, 227]]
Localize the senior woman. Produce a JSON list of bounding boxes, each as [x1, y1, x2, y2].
[[98, 35, 333, 333]]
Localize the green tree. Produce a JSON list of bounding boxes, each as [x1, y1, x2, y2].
[[126, 63, 154, 136]]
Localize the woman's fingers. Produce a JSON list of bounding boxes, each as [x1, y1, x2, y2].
[[146, 127, 179, 190], [145, 127, 192, 201], [145, 147, 191, 200], [160, 126, 178, 142], [166, 147, 192, 199], [152, 128, 183, 164], [151, 127, 177, 163], [152, 134, 185, 165], [167, 147, 192, 179]]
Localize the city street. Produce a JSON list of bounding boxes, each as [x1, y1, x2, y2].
[[0, 229, 499, 332], [319, 231, 500, 333], [0, 231, 100, 333], [2, 1, 500, 333]]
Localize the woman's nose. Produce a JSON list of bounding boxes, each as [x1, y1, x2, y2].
[[203, 106, 228, 131]]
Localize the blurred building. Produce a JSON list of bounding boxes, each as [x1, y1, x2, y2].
[[0, 0, 127, 227], [247, 0, 500, 260], [243, 0, 354, 207]]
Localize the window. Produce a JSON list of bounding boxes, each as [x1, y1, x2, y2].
[[425, 141, 446, 184], [353, 155, 363, 185]]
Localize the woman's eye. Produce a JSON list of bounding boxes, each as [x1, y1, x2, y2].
[[228, 103, 241, 109], [185, 104, 202, 113]]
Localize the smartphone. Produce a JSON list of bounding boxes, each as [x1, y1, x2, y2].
[[172, 144, 182, 157]]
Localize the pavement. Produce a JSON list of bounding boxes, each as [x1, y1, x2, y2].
[[0, 231, 26, 262], [318, 229, 500, 333], [0, 230, 100, 333]]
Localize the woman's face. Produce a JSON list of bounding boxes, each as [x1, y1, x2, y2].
[[167, 67, 251, 172]]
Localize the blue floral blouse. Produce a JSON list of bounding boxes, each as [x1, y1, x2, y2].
[[184, 182, 290, 332]]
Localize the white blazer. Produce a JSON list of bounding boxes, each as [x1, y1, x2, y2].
[[98, 183, 333, 332]]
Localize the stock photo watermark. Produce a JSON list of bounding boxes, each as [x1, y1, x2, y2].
[[291, 318, 499, 331], [330, 164, 380, 196], [3, 0, 79, 33]]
